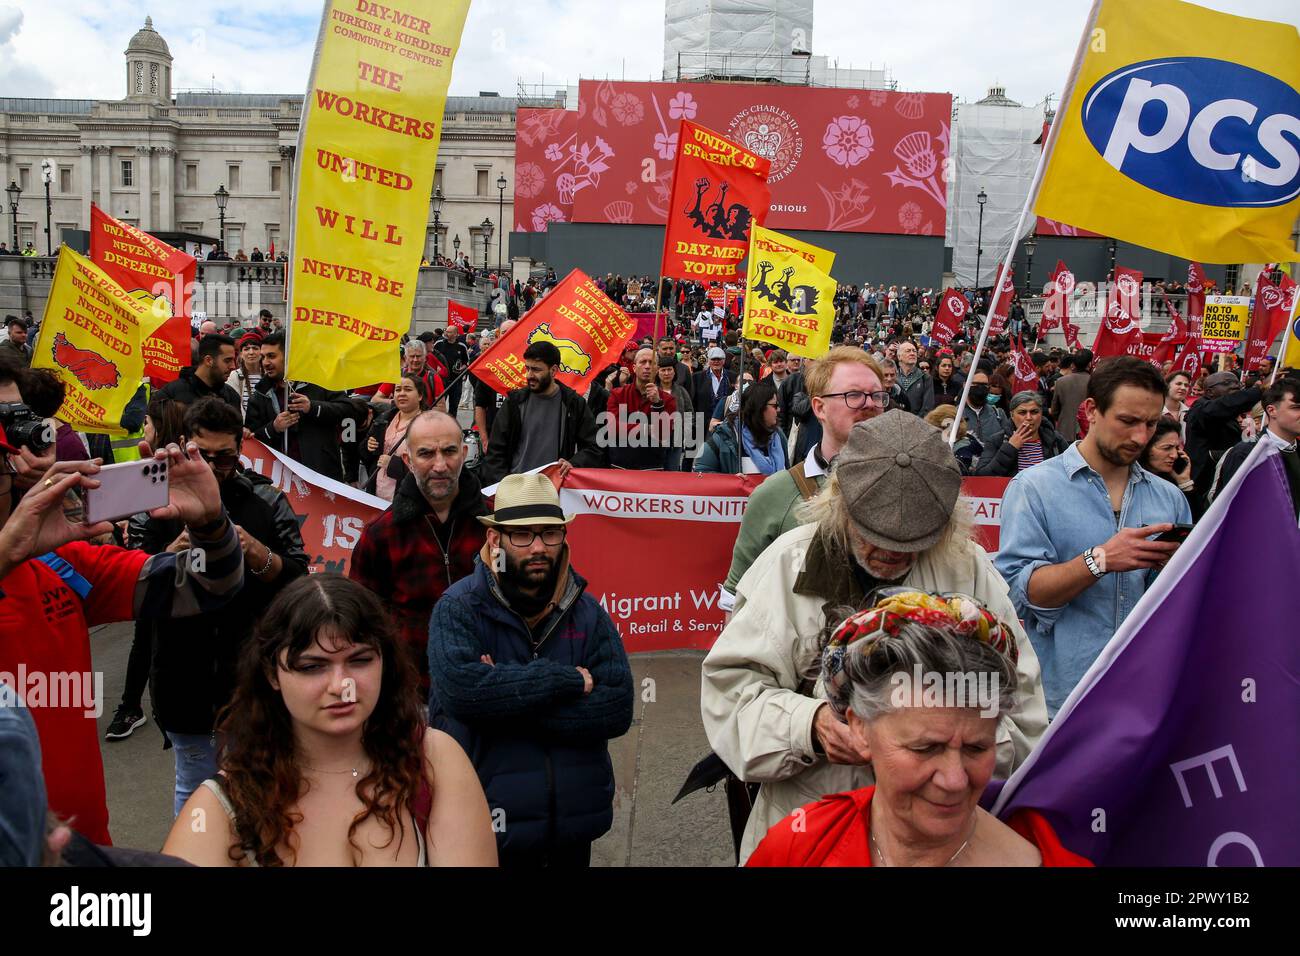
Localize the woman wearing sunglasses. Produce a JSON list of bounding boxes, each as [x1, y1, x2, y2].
[[137, 397, 312, 815]]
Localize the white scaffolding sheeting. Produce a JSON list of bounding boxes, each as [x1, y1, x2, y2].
[[664, 0, 815, 78], [948, 99, 1045, 287]]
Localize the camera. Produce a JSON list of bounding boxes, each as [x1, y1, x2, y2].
[[0, 403, 54, 454]]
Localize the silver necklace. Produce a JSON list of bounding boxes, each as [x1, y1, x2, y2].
[[870, 813, 977, 867]]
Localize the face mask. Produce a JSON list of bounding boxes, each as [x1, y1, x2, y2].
[[969, 384, 989, 405], [988, 393, 1001, 405]]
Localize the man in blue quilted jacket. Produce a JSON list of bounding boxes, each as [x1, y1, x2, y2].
[[427, 473, 634, 867]]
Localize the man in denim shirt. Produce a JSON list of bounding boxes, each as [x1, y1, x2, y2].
[[996, 358, 1191, 716]]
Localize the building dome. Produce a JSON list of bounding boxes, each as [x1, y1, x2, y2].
[[126, 17, 172, 59]]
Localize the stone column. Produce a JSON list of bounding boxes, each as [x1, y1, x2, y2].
[[136, 146, 152, 230], [79, 146, 94, 227], [157, 146, 174, 231], [278, 145, 296, 251], [97, 148, 111, 212]]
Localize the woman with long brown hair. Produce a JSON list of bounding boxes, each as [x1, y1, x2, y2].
[[162, 574, 496, 866]]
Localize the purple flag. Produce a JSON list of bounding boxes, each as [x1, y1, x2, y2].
[[992, 441, 1300, 866]]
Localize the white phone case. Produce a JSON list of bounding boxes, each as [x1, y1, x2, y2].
[[84, 459, 170, 525]]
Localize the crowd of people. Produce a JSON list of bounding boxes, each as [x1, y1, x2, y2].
[[1, 263, 1297, 870]]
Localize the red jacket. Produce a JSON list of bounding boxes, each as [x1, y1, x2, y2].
[[747, 786, 1091, 867]]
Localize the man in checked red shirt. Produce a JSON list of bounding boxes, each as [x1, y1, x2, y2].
[[0, 364, 244, 846], [349, 410, 488, 688]]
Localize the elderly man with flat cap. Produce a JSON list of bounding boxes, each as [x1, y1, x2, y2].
[[701, 409, 1048, 864]]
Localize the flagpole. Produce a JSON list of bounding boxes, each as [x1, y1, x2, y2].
[[948, 0, 1102, 446]]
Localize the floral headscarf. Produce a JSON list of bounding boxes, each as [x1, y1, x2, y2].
[[821, 590, 1018, 711]]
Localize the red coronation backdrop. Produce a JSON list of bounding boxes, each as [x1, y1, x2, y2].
[[514, 80, 952, 236]]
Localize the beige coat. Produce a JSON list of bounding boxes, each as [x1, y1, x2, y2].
[[701, 520, 1049, 864]]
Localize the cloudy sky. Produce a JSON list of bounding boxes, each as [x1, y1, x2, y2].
[[1, 0, 1296, 105]]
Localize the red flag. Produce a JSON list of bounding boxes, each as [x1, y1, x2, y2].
[[1243, 273, 1293, 372], [1010, 335, 1040, 394], [931, 289, 969, 346], [659, 120, 772, 283], [268, 240, 276, 260], [1039, 260, 1073, 333], [89, 204, 195, 383], [1186, 262, 1208, 337], [1171, 332, 1205, 380], [1064, 321, 1082, 351], [447, 299, 479, 333], [1094, 265, 1143, 358], [1122, 331, 1176, 370], [1160, 293, 1188, 345], [988, 264, 1015, 336], [468, 269, 636, 396]]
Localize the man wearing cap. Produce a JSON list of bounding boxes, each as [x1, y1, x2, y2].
[[691, 347, 732, 422], [428, 473, 634, 867], [701, 410, 1048, 864], [1184, 369, 1263, 508]]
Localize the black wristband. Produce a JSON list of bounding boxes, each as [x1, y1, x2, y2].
[[189, 511, 229, 540]]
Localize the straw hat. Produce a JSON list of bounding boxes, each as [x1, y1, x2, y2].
[[479, 473, 573, 527]]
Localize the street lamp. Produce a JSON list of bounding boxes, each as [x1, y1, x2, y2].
[[480, 217, 494, 271], [431, 186, 444, 259], [213, 184, 229, 252], [1107, 237, 1117, 281], [975, 187, 988, 289], [1023, 234, 1037, 296], [5, 180, 20, 251], [496, 173, 507, 269], [41, 160, 54, 256], [453, 233, 461, 260]]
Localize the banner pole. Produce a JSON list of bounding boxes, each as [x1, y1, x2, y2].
[[948, 0, 1100, 446]]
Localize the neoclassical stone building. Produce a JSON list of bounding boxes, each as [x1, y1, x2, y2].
[[0, 17, 519, 266]]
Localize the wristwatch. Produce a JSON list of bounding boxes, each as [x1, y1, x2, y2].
[[1083, 546, 1108, 579]]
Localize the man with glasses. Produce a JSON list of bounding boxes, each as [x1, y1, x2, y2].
[[137, 397, 308, 815], [428, 472, 633, 867], [721, 347, 887, 614]]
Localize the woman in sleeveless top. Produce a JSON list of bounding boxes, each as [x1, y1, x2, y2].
[[163, 574, 497, 866]]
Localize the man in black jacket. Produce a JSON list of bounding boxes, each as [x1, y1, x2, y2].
[[244, 331, 355, 481], [433, 324, 471, 413], [690, 347, 731, 420], [137, 398, 307, 814], [478, 342, 604, 485], [159, 334, 241, 414], [1185, 370, 1263, 506]]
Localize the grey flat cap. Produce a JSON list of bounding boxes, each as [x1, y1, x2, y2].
[[836, 409, 963, 553]]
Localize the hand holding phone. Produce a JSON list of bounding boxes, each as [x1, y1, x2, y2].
[[1151, 523, 1193, 544], [84, 459, 169, 525]]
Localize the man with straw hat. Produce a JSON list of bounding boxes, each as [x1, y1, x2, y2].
[[428, 472, 634, 867]]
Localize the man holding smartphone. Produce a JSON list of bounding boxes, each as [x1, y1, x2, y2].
[[0, 362, 244, 845], [996, 357, 1193, 718]]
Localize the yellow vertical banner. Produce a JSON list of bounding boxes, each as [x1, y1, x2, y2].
[[742, 225, 837, 360], [31, 247, 147, 435], [286, 0, 472, 390]]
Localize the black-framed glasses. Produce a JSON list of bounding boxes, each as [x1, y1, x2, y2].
[[821, 390, 890, 410], [504, 527, 566, 547]]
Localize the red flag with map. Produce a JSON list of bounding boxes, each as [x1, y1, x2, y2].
[[447, 299, 479, 333]]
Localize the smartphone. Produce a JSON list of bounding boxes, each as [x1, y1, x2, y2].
[[84, 459, 169, 525], [1152, 523, 1193, 544], [1175, 454, 1190, 472]]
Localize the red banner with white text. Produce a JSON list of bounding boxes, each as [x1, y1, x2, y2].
[[930, 288, 968, 346], [246, 453, 1010, 653]]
